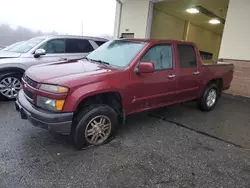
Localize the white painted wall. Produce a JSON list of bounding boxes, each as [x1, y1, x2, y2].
[[219, 0, 250, 60], [118, 0, 150, 38], [151, 9, 185, 40], [187, 24, 222, 60], [151, 8, 222, 61], [113, 2, 122, 39]]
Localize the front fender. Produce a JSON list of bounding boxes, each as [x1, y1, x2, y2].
[[63, 81, 123, 112]]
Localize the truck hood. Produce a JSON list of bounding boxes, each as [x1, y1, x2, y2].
[[0, 51, 22, 59], [26, 59, 118, 87]]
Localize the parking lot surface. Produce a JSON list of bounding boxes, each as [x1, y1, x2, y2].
[[0, 95, 250, 188]]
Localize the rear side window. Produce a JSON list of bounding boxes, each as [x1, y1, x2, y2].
[[95, 40, 107, 46], [40, 39, 65, 54], [66, 39, 94, 53], [177, 44, 197, 68]]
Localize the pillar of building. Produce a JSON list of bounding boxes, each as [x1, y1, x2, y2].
[[114, 0, 151, 39], [219, 0, 250, 97]]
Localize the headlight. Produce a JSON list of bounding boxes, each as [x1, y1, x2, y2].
[[37, 96, 65, 111], [40, 84, 69, 94]]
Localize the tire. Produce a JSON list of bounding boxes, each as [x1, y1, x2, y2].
[[0, 73, 22, 100], [197, 83, 218, 112], [72, 104, 118, 149]]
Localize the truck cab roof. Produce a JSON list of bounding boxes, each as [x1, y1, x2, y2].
[[123, 38, 196, 46]]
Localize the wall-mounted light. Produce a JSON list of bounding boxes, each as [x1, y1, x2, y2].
[[186, 8, 199, 14], [209, 19, 221, 24]]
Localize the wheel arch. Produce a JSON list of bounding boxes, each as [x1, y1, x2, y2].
[[71, 91, 124, 133], [0, 67, 25, 79], [205, 78, 223, 96], [73, 91, 124, 122], [200, 78, 223, 98]]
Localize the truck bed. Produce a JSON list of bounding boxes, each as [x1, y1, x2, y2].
[[201, 62, 234, 90], [202, 62, 233, 66]]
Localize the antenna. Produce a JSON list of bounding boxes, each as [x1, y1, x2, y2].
[[81, 20, 83, 36]]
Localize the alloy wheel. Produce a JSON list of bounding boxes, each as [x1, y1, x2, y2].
[[206, 89, 217, 107], [0, 77, 22, 99], [85, 115, 112, 145]]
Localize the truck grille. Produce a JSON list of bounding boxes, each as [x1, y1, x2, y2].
[[23, 75, 38, 88], [23, 75, 38, 103], [23, 88, 34, 101]]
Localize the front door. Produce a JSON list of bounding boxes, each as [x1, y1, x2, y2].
[[176, 43, 202, 101], [34, 39, 67, 65], [129, 44, 177, 114]]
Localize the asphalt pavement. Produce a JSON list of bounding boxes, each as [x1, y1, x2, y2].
[[0, 96, 250, 188]]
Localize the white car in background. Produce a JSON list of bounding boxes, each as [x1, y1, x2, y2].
[[0, 35, 108, 99]]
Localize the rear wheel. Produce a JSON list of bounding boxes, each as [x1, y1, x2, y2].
[[198, 83, 218, 111], [72, 104, 118, 149], [0, 73, 22, 100]]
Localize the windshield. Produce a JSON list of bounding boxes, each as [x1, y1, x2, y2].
[[86, 40, 147, 68], [1, 41, 24, 51], [8, 38, 45, 53]]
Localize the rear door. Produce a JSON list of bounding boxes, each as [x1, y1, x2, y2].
[[65, 39, 94, 60], [130, 43, 178, 113], [175, 43, 202, 101]]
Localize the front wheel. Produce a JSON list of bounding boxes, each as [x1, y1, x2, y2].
[[0, 74, 22, 100], [72, 104, 118, 149], [198, 83, 218, 112]]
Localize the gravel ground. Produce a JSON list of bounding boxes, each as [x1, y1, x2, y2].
[[0, 96, 250, 188]]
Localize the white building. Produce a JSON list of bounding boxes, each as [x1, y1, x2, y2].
[[113, 0, 250, 97]]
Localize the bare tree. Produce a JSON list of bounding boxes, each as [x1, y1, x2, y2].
[[0, 24, 58, 46]]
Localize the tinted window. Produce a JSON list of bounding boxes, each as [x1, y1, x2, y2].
[[66, 39, 93, 53], [178, 44, 197, 68], [95, 41, 107, 46], [40, 39, 65, 54], [141, 45, 173, 70]]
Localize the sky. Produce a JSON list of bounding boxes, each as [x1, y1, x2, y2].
[[0, 0, 116, 36]]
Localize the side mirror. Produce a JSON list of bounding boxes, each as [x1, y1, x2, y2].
[[34, 49, 46, 58], [136, 62, 155, 74]]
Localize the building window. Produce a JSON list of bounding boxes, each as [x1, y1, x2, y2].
[[121, 33, 134, 39]]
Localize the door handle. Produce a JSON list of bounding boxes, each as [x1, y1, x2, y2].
[[168, 74, 176, 79], [193, 71, 200, 75], [59, 58, 67, 61]]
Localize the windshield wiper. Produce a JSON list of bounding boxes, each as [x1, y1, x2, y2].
[[82, 57, 110, 66], [92, 59, 110, 65], [82, 57, 91, 61]]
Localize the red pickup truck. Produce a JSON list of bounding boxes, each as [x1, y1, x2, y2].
[[15, 39, 234, 149]]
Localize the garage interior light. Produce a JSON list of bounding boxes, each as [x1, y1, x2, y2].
[[186, 8, 199, 14], [209, 19, 221, 24]]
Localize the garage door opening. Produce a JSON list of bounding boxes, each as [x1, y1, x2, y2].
[[150, 0, 229, 64]]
